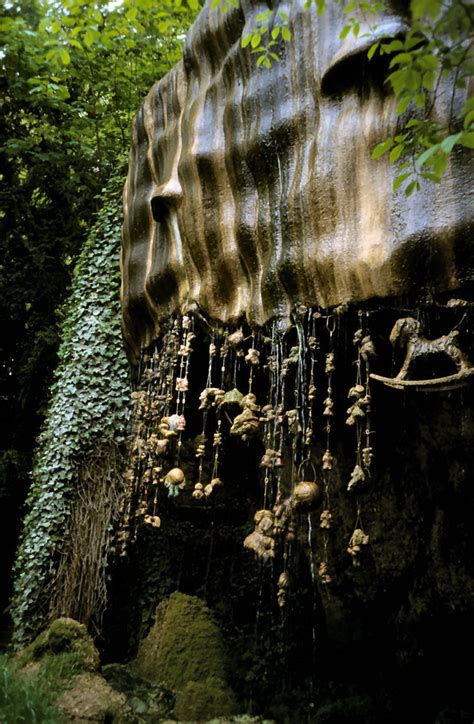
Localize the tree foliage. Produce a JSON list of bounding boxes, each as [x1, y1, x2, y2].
[[238, 0, 473, 194], [0, 0, 198, 630]]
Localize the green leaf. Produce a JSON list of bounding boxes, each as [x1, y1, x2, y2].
[[421, 171, 441, 183], [241, 33, 252, 48], [396, 96, 411, 115], [339, 25, 351, 40], [414, 92, 425, 108], [381, 39, 404, 53], [406, 118, 422, 128], [344, 1, 357, 12], [463, 111, 474, 129], [84, 29, 95, 48], [440, 132, 462, 154], [404, 179, 419, 196], [251, 33, 261, 48], [60, 48, 71, 65], [460, 131, 474, 149], [281, 25, 291, 41], [417, 54, 438, 71], [389, 52, 413, 68], [367, 42, 379, 61], [405, 69, 421, 91], [422, 70, 436, 90], [432, 154, 447, 177], [389, 144, 404, 163], [272, 27, 280, 39], [372, 138, 394, 159], [415, 144, 438, 168], [393, 171, 412, 190]]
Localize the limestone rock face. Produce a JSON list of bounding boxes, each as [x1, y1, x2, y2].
[[122, 0, 473, 360]]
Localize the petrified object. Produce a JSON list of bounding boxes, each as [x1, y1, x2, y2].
[[260, 448, 283, 469], [203, 477, 222, 498], [291, 481, 322, 513], [164, 414, 186, 432], [277, 571, 290, 608], [243, 509, 275, 560], [371, 317, 474, 390], [144, 514, 161, 528], [347, 465, 365, 492], [219, 388, 244, 408], [322, 450, 334, 471], [347, 528, 370, 567], [230, 394, 262, 440], [199, 387, 225, 409], [240, 393, 260, 412], [163, 467, 185, 497], [192, 482, 204, 500], [121, 2, 472, 362], [318, 561, 332, 584], [245, 348, 260, 366], [319, 510, 333, 530], [230, 407, 260, 441], [228, 329, 244, 348]]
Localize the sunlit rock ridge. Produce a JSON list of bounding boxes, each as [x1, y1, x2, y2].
[[122, 0, 472, 361]]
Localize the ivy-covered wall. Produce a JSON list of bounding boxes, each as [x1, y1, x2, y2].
[[11, 176, 130, 645]]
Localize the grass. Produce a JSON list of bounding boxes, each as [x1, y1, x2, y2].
[[0, 651, 85, 723]]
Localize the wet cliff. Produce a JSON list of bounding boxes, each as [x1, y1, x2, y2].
[[106, 299, 474, 722], [115, 0, 474, 720], [121, 0, 473, 363]]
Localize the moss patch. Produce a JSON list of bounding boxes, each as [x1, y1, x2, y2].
[[136, 592, 230, 690], [19, 617, 100, 672], [174, 676, 237, 721], [135, 592, 238, 720]]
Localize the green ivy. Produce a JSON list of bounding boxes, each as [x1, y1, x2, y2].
[[11, 173, 131, 646]]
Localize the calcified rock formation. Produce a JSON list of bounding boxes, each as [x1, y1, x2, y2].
[[121, 0, 472, 361]]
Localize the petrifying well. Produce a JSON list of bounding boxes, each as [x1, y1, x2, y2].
[[121, 0, 473, 362]]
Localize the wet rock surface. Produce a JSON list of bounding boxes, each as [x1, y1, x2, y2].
[[105, 302, 474, 722]]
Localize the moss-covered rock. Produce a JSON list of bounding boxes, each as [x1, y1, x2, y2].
[[135, 592, 237, 720], [136, 592, 230, 690], [174, 676, 237, 721], [20, 618, 100, 672]]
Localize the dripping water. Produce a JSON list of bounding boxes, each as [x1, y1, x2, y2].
[[307, 512, 318, 707]]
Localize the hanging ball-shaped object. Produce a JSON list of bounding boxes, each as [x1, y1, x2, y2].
[[164, 467, 185, 487], [291, 481, 322, 512]]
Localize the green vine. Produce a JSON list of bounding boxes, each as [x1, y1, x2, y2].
[[11, 173, 131, 646]]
